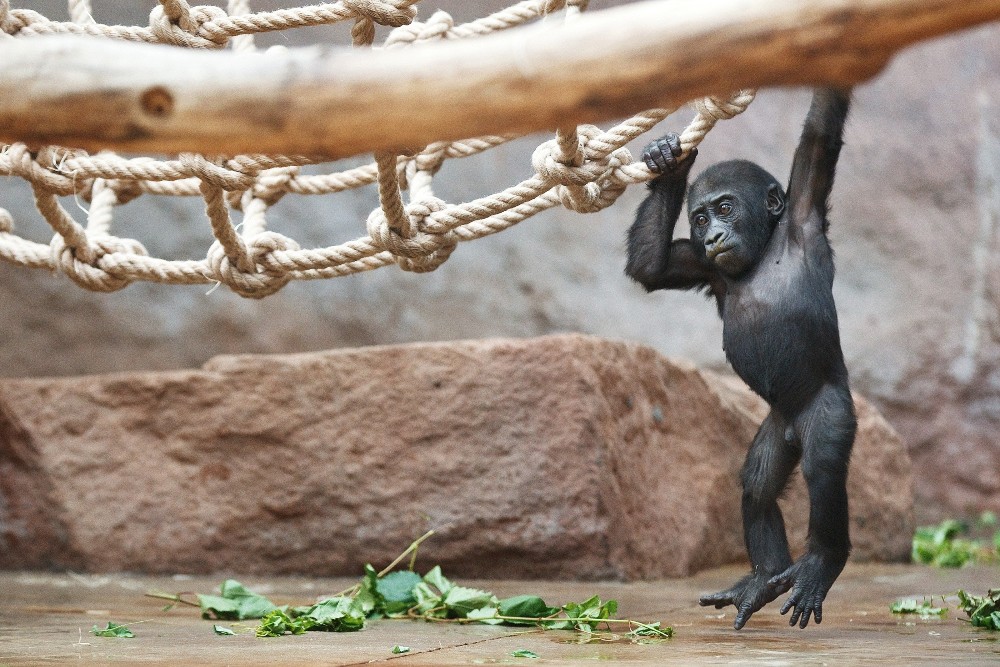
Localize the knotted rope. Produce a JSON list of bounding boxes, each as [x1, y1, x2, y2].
[[0, 0, 756, 298]]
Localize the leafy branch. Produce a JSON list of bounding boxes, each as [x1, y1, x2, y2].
[[148, 531, 672, 640], [957, 588, 1000, 631]]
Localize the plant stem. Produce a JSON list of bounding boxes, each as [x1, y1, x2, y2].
[[144, 590, 200, 608], [334, 529, 437, 598], [378, 529, 435, 577], [414, 612, 665, 628]]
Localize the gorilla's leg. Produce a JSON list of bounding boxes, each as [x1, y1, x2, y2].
[[768, 383, 856, 628], [700, 411, 801, 630]]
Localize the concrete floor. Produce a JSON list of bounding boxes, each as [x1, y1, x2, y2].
[[0, 564, 997, 665]]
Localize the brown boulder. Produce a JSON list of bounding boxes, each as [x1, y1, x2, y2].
[[0, 335, 913, 578]]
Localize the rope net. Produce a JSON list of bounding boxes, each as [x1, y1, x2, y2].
[[0, 0, 755, 298]]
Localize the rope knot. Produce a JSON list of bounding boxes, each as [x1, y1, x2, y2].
[[366, 197, 456, 273], [50, 233, 147, 292], [342, 0, 417, 27], [344, 0, 417, 45], [533, 125, 633, 213], [180, 153, 255, 191], [207, 231, 299, 298], [149, 4, 229, 49], [251, 166, 299, 206], [0, 5, 38, 36]]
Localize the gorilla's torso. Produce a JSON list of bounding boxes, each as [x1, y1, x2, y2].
[[719, 222, 847, 417]]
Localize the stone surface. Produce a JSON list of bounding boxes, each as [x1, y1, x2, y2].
[[0, 335, 912, 577], [2, 565, 998, 665], [2, 2, 982, 522]]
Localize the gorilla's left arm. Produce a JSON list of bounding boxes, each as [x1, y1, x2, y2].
[[785, 88, 851, 235]]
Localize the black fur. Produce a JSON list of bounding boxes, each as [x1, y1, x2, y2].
[[625, 89, 856, 630]]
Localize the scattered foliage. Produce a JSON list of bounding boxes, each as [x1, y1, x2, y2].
[[889, 598, 947, 618], [391, 645, 411, 654], [511, 649, 540, 658], [212, 624, 236, 636], [90, 622, 135, 638], [150, 531, 672, 641], [912, 514, 1000, 568], [957, 589, 1000, 631], [199, 579, 282, 620], [256, 609, 314, 637]]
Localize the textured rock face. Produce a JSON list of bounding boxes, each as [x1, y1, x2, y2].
[[0, 2, 982, 522], [0, 335, 912, 577]]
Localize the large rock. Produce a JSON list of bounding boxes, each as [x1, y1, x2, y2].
[[0, 335, 912, 578]]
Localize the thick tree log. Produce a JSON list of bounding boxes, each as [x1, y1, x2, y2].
[[1, 0, 999, 158]]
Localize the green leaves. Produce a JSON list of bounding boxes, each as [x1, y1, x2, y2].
[[889, 598, 947, 618], [376, 570, 423, 616], [199, 580, 281, 620], [957, 589, 1000, 631], [511, 649, 540, 658], [212, 624, 236, 636], [91, 622, 134, 638], [256, 609, 313, 637], [912, 516, 999, 567], [545, 596, 618, 632], [297, 596, 367, 632], [624, 621, 674, 638], [166, 536, 669, 642], [391, 645, 411, 654], [498, 595, 560, 623], [409, 566, 497, 619], [444, 586, 500, 618]]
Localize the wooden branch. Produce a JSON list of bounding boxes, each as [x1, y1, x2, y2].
[[1, 0, 999, 158]]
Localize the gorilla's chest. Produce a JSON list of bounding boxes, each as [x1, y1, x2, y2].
[[720, 245, 837, 409]]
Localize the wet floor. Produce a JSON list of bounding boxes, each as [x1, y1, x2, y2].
[[0, 564, 997, 665]]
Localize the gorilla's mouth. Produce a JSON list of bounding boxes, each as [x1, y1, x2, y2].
[[707, 245, 734, 260]]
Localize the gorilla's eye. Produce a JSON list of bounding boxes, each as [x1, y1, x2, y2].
[[718, 202, 733, 215], [694, 214, 708, 227]]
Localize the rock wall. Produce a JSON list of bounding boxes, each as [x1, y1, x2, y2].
[[1, 1, 997, 521], [0, 335, 912, 577]]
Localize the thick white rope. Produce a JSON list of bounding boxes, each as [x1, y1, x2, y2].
[[0, 0, 755, 297]]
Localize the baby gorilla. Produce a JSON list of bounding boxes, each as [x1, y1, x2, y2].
[[625, 89, 856, 630]]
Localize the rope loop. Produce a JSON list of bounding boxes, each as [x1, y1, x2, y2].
[[342, 0, 418, 27], [533, 125, 633, 213], [366, 197, 456, 272], [693, 90, 756, 121], [207, 231, 300, 298], [385, 9, 453, 48], [6, 143, 79, 195], [50, 233, 148, 292], [149, 4, 229, 48]]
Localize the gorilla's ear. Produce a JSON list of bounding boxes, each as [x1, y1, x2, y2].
[[766, 183, 786, 218]]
